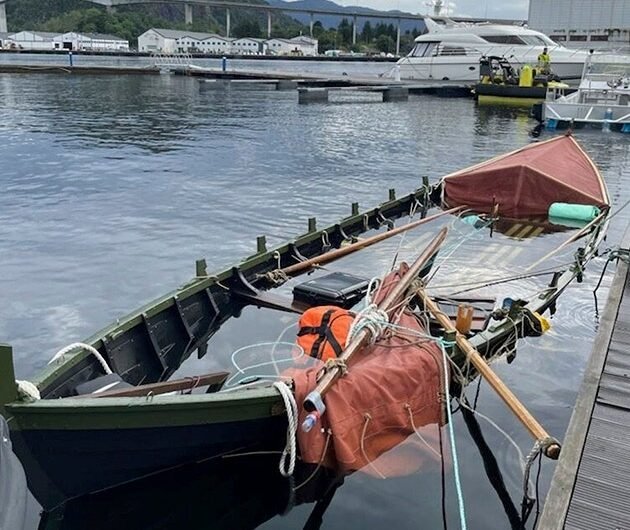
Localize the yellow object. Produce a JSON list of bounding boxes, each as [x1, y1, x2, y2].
[[519, 65, 533, 87], [532, 311, 551, 334], [537, 52, 551, 73], [455, 304, 474, 334]]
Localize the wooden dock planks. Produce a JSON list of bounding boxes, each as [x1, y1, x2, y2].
[[538, 227, 630, 529]]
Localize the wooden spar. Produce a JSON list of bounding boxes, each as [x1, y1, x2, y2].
[[524, 211, 606, 273], [415, 287, 561, 459], [302, 226, 449, 413], [281, 206, 464, 277], [71, 371, 230, 399]]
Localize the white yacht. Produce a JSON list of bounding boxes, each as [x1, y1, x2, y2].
[[395, 18, 588, 82]]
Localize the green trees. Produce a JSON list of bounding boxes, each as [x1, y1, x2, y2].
[[233, 18, 262, 39]]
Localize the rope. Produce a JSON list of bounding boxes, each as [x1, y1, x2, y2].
[[16, 380, 41, 401], [359, 413, 387, 479], [49, 342, 112, 375], [348, 277, 389, 343], [273, 381, 298, 478], [439, 341, 468, 530], [405, 403, 441, 458]]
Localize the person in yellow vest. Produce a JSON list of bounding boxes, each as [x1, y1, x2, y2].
[[537, 47, 551, 74]]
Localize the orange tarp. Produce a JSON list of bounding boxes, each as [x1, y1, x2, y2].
[[289, 267, 447, 476], [442, 135, 609, 217]]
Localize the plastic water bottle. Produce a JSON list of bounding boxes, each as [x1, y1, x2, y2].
[[221, 56, 227, 72], [394, 65, 401, 82], [603, 107, 613, 132], [301, 411, 320, 432]]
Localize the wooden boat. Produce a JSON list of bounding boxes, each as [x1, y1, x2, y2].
[[0, 138, 610, 508]]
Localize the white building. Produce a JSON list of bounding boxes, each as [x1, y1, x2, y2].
[[138, 27, 319, 56], [231, 37, 266, 55], [528, 0, 630, 49], [138, 28, 233, 54], [290, 35, 318, 56], [198, 35, 232, 54], [8, 31, 58, 50], [52, 32, 129, 51], [266, 38, 301, 56]]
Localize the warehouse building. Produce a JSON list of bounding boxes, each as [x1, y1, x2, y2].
[[528, 0, 630, 49]]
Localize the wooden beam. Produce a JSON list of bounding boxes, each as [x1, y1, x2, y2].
[[75, 371, 229, 398]]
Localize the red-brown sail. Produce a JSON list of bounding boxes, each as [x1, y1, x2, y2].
[[288, 266, 447, 475], [441, 135, 609, 217]]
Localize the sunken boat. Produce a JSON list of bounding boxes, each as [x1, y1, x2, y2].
[[0, 135, 610, 508]]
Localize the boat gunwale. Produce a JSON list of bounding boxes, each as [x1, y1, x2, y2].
[[23, 187, 434, 394]]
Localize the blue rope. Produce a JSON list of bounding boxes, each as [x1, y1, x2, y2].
[[439, 339, 468, 530]]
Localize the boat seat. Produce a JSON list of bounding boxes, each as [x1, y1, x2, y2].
[[75, 373, 134, 395]]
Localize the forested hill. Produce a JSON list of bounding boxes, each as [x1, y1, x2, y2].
[[5, 0, 304, 45], [4, 0, 420, 53]]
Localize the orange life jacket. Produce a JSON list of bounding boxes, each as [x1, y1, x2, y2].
[[296, 306, 354, 362]]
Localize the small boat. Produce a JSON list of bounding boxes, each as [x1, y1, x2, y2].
[[1, 137, 610, 508], [474, 55, 571, 107], [539, 53, 630, 132]]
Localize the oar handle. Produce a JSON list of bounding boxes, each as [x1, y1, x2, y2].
[[417, 287, 561, 460]]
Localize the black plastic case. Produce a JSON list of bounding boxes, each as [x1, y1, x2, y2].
[[293, 272, 369, 309]]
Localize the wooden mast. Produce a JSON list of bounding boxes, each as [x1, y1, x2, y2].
[[303, 226, 449, 413]]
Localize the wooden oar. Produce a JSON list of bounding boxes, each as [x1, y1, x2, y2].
[[303, 226, 449, 414], [524, 211, 606, 273], [281, 206, 464, 277], [415, 287, 561, 459]]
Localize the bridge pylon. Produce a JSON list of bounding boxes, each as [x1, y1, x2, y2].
[[0, 2, 7, 33]]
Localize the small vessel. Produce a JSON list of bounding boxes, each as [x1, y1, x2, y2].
[[1, 137, 610, 508], [474, 55, 571, 107], [540, 53, 630, 132], [395, 18, 588, 82]]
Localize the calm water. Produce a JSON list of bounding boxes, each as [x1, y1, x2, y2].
[[1, 72, 630, 530]]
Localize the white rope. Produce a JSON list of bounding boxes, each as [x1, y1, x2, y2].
[[16, 380, 41, 401], [273, 381, 298, 478], [49, 342, 112, 375], [348, 277, 389, 343]]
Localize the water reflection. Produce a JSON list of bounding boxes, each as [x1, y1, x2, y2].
[[39, 456, 315, 530]]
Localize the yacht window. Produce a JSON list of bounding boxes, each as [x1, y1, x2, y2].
[[481, 35, 526, 45], [410, 42, 437, 57], [437, 45, 467, 56], [520, 35, 550, 46]]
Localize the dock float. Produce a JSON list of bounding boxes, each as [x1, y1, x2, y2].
[[538, 227, 630, 529]]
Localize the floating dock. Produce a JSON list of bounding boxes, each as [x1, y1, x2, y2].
[[538, 227, 630, 529], [0, 63, 472, 98]]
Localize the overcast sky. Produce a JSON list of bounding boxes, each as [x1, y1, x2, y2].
[[298, 1, 530, 20]]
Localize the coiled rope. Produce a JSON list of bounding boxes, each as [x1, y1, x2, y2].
[[348, 277, 389, 343], [273, 380, 298, 478], [16, 380, 41, 401], [49, 342, 112, 375]]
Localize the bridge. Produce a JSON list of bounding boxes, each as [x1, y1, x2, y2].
[[90, 0, 428, 54], [0, 0, 427, 54]]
